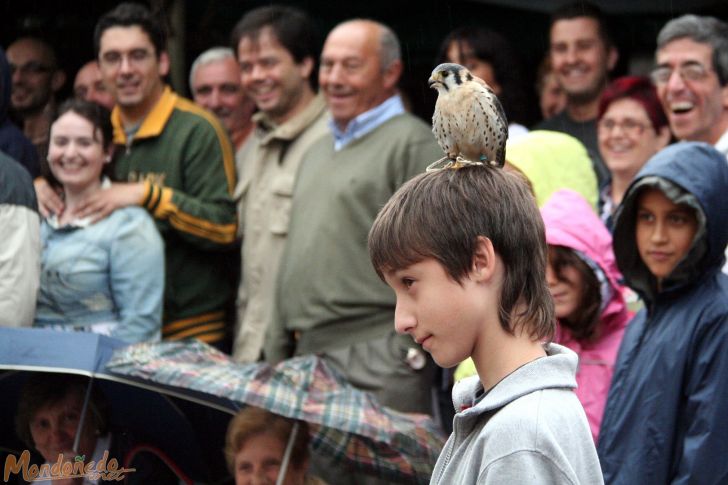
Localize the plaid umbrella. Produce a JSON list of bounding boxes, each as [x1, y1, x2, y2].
[[106, 340, 445, 484]]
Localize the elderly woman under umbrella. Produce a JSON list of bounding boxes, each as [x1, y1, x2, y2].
[[225, 407, 327, 485], [14, 373, 179, 485]]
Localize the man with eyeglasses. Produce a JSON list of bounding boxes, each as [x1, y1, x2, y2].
[[536, 2, 618, 190], [652, 15, 728, 158], [6, 36, 66, 166], [653, 15, 728, 275], [36, 3, 238, 349]]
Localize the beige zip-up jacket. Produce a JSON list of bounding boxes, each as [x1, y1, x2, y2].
[[232, 94, 328, 362]]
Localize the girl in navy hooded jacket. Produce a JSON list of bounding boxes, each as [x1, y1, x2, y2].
[[598, 142, 728, 484]]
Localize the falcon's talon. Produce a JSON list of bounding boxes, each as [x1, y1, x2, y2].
[[426, 156, 454, 172], [453, 156, 484, 169], [427, 155, 485, 173]]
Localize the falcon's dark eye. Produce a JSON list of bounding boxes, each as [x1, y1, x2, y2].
[[442, 71, 449, 77]]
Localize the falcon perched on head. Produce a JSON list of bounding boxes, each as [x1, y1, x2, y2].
[[429, 63, 508, 167]]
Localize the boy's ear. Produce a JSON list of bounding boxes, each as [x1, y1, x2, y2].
[[471, 236, 497, 282]]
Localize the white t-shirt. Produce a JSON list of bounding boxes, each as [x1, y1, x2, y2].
[[716, 129, 728, 274]]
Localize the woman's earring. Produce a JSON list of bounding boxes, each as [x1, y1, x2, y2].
[[105, 156, 111, 163]]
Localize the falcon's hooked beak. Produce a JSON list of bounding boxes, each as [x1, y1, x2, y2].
[[428, 72, 441, 89]]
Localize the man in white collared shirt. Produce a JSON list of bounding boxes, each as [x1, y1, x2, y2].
[[652, 15, 728, 271], [653, 15, 728, 154], [270, 19, 441, 418]]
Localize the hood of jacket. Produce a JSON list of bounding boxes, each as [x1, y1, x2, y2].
[[613, 142, 728, 304], [505, 130, 598, 209], [541, 189, 628, 340], [452, 343, 577, 417]]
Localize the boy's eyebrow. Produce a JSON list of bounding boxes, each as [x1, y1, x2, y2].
[[384, 265, 415, 279], [383, 267, 402, 278]]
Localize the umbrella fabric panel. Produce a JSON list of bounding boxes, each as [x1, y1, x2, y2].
[[0, 327, 123, 374], [0, 371, 213, 478], [0, 328, 232, 483], [108, 341, 445, 484], [312, 415, 443, 484], [108, 342, 403, 442]]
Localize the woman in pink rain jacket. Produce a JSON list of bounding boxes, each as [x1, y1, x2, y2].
[[541, 189, 631, 443]]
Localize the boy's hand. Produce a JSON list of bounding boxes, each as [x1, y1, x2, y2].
[[74, 182, 146, 222], [34, 177, 64, 218]]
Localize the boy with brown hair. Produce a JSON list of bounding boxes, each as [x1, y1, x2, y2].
[[368, 164, 603, 484]]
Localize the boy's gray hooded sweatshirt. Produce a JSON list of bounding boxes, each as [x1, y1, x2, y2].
[[431, 343, 603, 484]]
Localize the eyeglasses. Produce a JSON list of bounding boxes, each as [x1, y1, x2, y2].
[[99, 49, 153, 69], [650, 62, 712, 85], [9, 61, 52, 76], [597, 118, 650, 136]]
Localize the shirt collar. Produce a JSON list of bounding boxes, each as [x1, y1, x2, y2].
[[253, 94, 327, 145], [714, 128, 728, 158], [329, 94, 405, 151], [46, 178, 112, 230], [112, 86, 176, 145], [599, 183, 614, 224]]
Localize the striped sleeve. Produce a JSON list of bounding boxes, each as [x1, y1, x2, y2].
[[141, 101, 238, 248]]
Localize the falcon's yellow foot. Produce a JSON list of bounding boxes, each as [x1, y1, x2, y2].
[[453, 156, 485, 169], [427, 155, 486, 172], [426, 155, 455, 172]]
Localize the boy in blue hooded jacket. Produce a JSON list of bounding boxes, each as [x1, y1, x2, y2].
[[598, 142, 728, 483]]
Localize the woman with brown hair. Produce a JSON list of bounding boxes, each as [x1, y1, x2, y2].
[[15, 373, 179, 485], [33, 98, 163, 343]]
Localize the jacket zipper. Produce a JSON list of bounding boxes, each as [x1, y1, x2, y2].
[[434, 416, 462, 483]]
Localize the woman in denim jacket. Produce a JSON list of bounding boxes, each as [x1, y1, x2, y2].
[[34, 99, 163, 343]]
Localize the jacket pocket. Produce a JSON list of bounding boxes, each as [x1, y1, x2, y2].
[[48, 257, 114, 314], [269, 173, 295, 236]]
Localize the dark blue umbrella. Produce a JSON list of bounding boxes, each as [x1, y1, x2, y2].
[[0, 327, 235, 484]]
